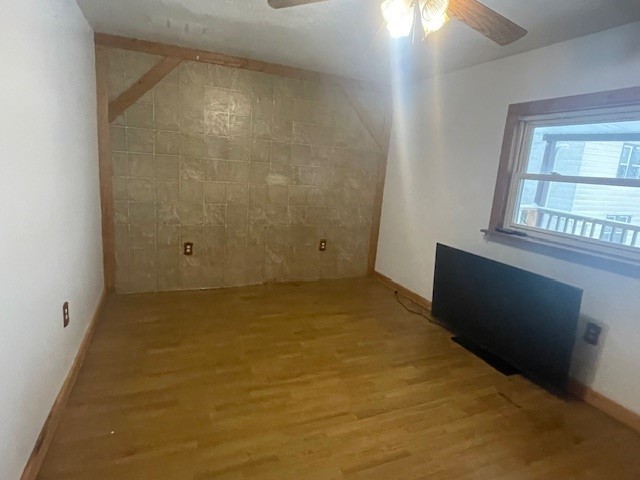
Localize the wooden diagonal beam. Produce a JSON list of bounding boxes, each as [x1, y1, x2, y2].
[[95, 33, 388, 94], [108, 56, 182, 122]]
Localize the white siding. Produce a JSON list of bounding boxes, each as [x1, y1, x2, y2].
[[572, 142, 640, 225]]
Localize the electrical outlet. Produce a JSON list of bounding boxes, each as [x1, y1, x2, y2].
[[319, 239, 327, 251], [184, 242, 193, 256], [583, 322, 602, 346], [62, 302, 70, 328]]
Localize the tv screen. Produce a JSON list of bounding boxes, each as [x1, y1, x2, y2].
[[431, 244, 583, 392]]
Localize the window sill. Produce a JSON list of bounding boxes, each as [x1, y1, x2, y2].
[[481, 227, 640, 277]]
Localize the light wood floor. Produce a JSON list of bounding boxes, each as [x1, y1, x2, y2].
[[38, 277, 640, 479]]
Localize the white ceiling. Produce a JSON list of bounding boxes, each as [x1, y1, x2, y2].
[[76, 0, 640, 82]]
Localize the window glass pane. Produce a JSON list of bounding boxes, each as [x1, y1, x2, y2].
[[630, 147, 640, 179], [525, 120, 640, 178], [617, 164, 629, 178], [513, 179, 640, 248]]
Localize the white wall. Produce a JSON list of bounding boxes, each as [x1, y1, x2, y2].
[[377, 22, 640, 414], [0, 1, 103, 478]]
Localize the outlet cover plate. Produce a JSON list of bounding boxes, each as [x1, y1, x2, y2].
[[583, 322, 602, 346], [63, 302, 70, 328]]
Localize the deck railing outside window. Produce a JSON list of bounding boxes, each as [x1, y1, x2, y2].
[[519, 205, 640, 248]]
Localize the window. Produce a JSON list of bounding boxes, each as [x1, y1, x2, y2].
[[618, 144, 640, 179], [606, 214, 632, 223], [603, 215, 632, 243], [489, 87, 640, 264]]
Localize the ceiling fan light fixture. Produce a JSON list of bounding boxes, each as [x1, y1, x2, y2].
[[381, 0, 413, 38], [421, 0, 449, 34], [422, 11, 449, 34], [421, 0, 448, 19]]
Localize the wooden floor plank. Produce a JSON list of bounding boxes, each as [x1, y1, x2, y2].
[[38, 278, 640, 479]]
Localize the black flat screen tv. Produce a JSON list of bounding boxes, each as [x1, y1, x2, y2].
[[431, 244, 583, 392]]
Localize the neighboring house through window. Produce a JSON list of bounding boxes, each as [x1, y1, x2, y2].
[[488, 87, 640, 265]]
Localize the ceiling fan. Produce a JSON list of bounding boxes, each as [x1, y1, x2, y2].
[[267, 0, 527, 46]]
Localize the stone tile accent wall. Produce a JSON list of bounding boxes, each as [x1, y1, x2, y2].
[[108, 49, 386, 293]]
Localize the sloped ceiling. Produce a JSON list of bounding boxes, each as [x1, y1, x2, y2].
[[77, 0, 640, 82]]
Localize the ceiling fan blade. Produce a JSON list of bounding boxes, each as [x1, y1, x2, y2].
[[448, 0, 527, 46], [267, 0, 328, 8]]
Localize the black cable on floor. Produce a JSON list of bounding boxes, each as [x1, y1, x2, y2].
[[394, 290, 445, 329]]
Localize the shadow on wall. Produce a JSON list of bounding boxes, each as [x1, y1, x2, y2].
[[570, 315, 608, 387], [483, 233, 640, 280]]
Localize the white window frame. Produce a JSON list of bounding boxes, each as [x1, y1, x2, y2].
[[488, 87, 640, 267]]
